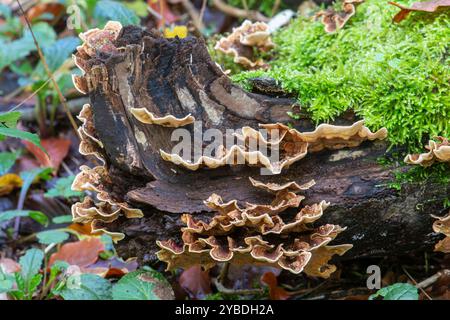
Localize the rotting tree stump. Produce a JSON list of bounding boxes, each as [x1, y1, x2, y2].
[[72, 23, 449, 269]]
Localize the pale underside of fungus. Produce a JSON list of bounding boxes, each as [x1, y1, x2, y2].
[[315, 0, 365, 33], [215, 20, 275, 69], [404, 137, 450, 167], [157, 178, 352, 277]]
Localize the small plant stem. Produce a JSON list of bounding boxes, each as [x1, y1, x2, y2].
[[15, 0, 80, 139]]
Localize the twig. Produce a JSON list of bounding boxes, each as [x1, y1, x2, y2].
[[181, 0, 205, 31], [7, 77, 53, 112], [199, 0, 207, 27], [402, 266, 432, 300], [212, 0, 269, 22], [213, 278, 264, 296], [271, 0, 281, 16], [416, 269, 450, 289], [15, 0, 80, 139]]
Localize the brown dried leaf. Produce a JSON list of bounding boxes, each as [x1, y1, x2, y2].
[[23, 137, 71, 172], [389, 0, 450, 23], [49, 237, 105, 268], [178, 265, 212, 299], [260, 271, 291, 300]]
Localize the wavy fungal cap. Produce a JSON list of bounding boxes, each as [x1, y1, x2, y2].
[[215, 20, 274, 69], [431, 211, 450, 253], [160, 120, 387, 174], [405, 137, 450, 167], [157, 177, 352, 277]]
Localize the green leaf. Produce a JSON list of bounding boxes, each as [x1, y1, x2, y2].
[[60, 274, 112, 300], [0, 279, 14, 293], [0, 151, 20, 175], [0, 4, 12, 19], [0, 127, 45, 153], [52, 215, 74, 224], [19, 249, 44, 287], [0, 111, 21, 128], [369, 283, 419, 300], [0, 210, 48, 226], [112, 270, 174, 300], [36, 230, 70, 245], [0, 111, 45, 153], [45, 176, 83, 199], [22, 22, 57, 48], [94, 0, 140, 26]]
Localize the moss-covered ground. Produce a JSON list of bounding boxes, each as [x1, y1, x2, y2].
[[230, 0, 450, 151]]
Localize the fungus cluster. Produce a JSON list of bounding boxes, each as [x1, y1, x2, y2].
[[314, 0, 364, 33], [404, 137, 450, 167], [161, 120, 387, 174], [157, 177, 352, 277], [432, 212, 450, 253], [71, 23, 143, 242], [215, 20, 274, 69]]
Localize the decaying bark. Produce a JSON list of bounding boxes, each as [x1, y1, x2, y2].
[[72, 23, 449, 267]]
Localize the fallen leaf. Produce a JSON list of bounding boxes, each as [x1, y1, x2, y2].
[[83, 257, 139, 278], [0, 258, 21, 273], [179, 265, 212, 299], [260, 272, 291, 300], [0, 173, 22, 196], [26, 2, 66, 23], [389, 0, 450, 23], [147, 0, 179, 28], [23, 137, 71, 172], [49, 237, 104, 268]]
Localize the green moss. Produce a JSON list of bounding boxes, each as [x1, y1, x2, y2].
[[231, 0, 450, 150]]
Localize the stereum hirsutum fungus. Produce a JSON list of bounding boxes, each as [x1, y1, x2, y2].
[[314, 0, 365, 33], [431, 211, 450, 253], [157, 178, 352, 278], [71, 22, 143, 242], [404, 137, 450, 167], [160, 120, 387, 174], [215, 20, 274, 69], [71, 21, 391, 275]]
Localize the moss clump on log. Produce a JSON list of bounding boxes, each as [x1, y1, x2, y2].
[[231, 0, 450, 150]]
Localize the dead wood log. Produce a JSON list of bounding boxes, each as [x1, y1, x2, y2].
[[72, 23, 449, 269]]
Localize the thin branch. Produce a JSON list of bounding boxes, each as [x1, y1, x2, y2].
[[212, 0, 269, 22], [402, 266, 433, 300], [7, 77, 52, 112], [15, 0, 80, 139]]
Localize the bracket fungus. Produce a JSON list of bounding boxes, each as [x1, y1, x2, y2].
[[67, 20, 445, 267], [157, 178, 352, 277], [431, 212, 450, 253], [160, 120, 387, 174], [315, 0, 364, 33], [404, 137, 450, 167], [215, 20, 274, 69]]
